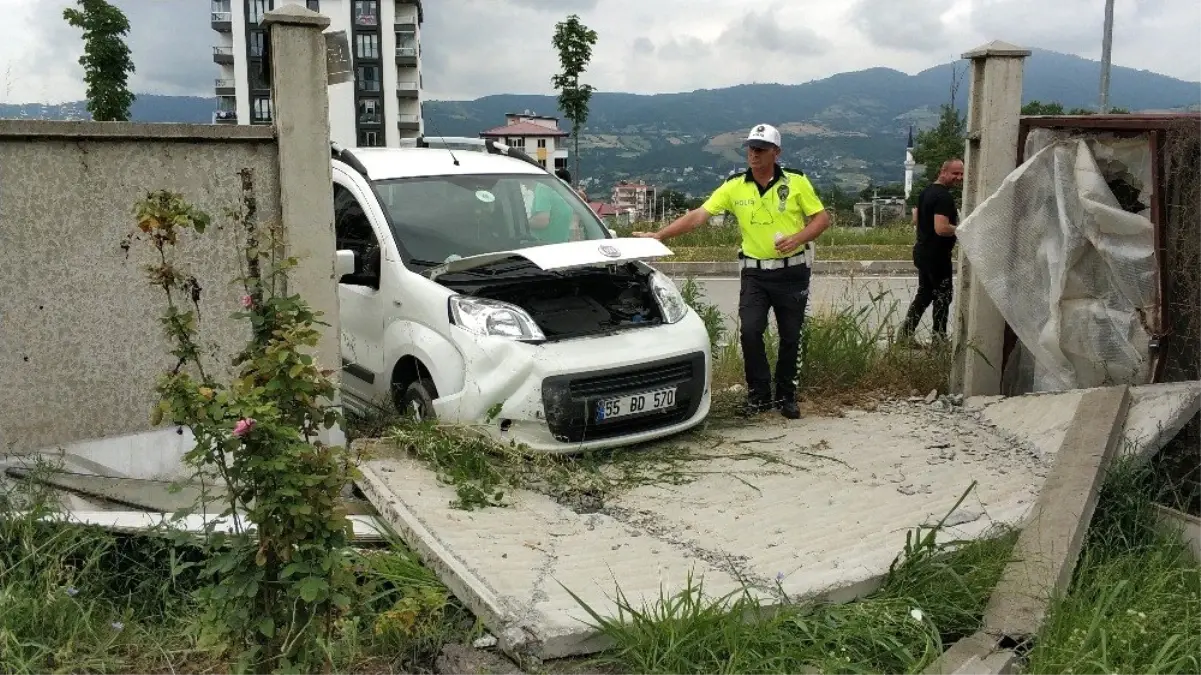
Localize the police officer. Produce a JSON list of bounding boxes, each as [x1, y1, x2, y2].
[[634, 124, 831, 419]]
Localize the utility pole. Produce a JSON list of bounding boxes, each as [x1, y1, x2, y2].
[[1099, 0, 1115, 112]]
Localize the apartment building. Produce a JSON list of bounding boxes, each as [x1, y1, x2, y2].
[[211, 0, 424, 147], [478, 112, 569, 172], [611, 182, 658, 221]]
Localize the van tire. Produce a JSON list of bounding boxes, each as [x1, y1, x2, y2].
[[398, 377, 437, 422]]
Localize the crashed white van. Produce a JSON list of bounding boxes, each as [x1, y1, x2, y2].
[[330, 138, 712, 454]]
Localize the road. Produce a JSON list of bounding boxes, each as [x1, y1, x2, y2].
[[669, 275, 960, 341]]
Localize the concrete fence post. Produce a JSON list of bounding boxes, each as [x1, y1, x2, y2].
[[262, 5, 344, 446], [950, 40, 1031, 397]]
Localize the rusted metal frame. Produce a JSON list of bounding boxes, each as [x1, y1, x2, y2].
[[1021, 114, 1201, 130], [1000, 116, 1173, 386], [1149, 130, 1168, 382]]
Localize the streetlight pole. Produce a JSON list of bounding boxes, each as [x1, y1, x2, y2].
[[1099, 0, 1115, 113]]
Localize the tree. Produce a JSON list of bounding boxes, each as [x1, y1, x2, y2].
[[63, 0, 136, 122], [1022, 100, 1130, 115], [551, 14, 598, 186], [910, 103, 967, 206], [908, 66, 968, 207]]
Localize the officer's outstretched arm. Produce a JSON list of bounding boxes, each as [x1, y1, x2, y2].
[[632, 207, 709, 241]]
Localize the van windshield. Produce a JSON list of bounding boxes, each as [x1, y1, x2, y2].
[[371, 173, 609, 265]]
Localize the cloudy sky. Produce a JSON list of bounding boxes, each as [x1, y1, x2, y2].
[[1, 0, 1197, 104]]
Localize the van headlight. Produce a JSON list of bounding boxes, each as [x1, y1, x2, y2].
[[649, 271, 689, 324], [449, 296, 545, 341]]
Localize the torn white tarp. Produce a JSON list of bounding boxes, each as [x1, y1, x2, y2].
[[957, 136, 1159, 392]]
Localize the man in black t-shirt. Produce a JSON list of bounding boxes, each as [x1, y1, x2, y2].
[[900, 158, 964, 341]]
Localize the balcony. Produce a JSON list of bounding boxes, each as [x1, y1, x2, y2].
[[396, 80, 418, 98], [212, 45, 234, 64], [211, 6, 231, 31], [395, 45, 417, 66], [215, 78, 235, 94], [359, 111, 382, 125], [213, 110, 237, 124], [397, 113, 420, 131], [396, 0, 424, 22]]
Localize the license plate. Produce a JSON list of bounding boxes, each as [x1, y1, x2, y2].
[[594, 387, 677, 422]]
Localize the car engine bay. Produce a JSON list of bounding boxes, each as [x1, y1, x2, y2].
[[439, 262, 666, 340]]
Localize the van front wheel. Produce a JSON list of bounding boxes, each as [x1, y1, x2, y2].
[[398, 377, 437, 422]]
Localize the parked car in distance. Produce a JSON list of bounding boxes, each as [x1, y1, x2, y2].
[[330, 138, 712, 454]]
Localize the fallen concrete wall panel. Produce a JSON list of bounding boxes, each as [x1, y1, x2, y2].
[[982, 384, 1131, 640]]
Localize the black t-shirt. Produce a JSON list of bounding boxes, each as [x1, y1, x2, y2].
[[915, 183, 958, 253]]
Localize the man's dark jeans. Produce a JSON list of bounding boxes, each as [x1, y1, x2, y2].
[[738, 263, 811, 405], [902, 243, 954, 338]]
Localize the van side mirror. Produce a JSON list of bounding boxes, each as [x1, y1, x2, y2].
[[336, 249, 355, 278], [336, 247, 381, 289]]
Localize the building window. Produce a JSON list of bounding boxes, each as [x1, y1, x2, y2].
[[554, 157, 567, 170], [248, 0, 269, 23], [306, 0, 319, 10], [358, 98, 381, 124], [252, 96, 273, 123], [353, 0, 378, 26], [356, 65, 381, 92], [248, 30, 266, 57], [249, 61, 270, 89], [355, 33, 379, 59], [358, 130, 381, 147], [537, 139, 547, 148], [396, 31, 416, 52], [506, 137, 525, 148]]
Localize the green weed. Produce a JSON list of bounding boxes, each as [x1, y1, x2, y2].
[[565, 484, 1017, 674]]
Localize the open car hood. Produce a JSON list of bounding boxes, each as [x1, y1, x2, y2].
[[425, 237, 675, 279]]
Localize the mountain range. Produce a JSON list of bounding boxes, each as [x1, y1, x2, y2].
[[3, 48, 1197, 196]]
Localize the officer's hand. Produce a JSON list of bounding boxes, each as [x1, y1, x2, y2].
[[776, 233, 806, 255], [631, 231, 659, 239]]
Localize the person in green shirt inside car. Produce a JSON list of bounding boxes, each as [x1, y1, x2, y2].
[[529, 168, 582, 243]]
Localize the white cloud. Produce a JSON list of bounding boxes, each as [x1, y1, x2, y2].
[[0, 0, 1196, 105]]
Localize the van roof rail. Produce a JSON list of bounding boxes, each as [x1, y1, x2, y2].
[[330, 141, 370, 178], [407, 136, 546, 172]]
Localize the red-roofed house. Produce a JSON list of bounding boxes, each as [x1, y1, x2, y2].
[[479, 112, 569, 172]]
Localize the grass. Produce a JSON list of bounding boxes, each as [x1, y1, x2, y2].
[[692, 275, 951, 406], [607, 218, 915, 263], [563, 461, 1201, 675], [0, 459, 477, 674], [664, 244, 911, 263], [8, 251, 1194, 672]]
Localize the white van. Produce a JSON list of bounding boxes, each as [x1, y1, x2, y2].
[[330, 138, 712, 454]]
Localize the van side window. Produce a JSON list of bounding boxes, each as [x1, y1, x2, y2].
[[333, 183, 380, 283]]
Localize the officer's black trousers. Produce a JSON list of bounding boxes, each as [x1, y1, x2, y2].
[[738, 264, 811, 405], [901, 244, 954, 339]]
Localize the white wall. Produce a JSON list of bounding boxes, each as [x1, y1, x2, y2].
[[232, 0, 249, 123]]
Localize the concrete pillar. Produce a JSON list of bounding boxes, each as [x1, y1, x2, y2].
[[950, 41, 1031, 396], [262, 5, 344, 447]]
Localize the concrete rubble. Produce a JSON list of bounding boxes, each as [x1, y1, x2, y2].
[[355, 380, 1200, 662]]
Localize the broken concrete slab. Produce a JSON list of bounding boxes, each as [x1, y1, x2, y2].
[[4, 466, 227, 512], [356, 399, 1056, 661], [5, 509, 386, 543], [969, 381, 1199, 463], [2, 466, 379, 517], [983, 385, 1131, 641], [923, 630, 1017, 675], [1155, 504, 1201, 562]]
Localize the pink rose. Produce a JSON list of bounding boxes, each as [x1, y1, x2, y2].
[[241, 294, 254, 309], [233, 418, 256, 437]]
